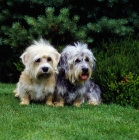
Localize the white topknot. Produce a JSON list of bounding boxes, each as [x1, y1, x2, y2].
[[22, 38, 57, 57], [33, 38, 51, 47], [74, 42, 88, 48], [62, 42, 96, 62]]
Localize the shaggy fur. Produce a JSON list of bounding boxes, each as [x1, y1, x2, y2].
[[13, 39, 60, 105], [54, 42, 101, 107]]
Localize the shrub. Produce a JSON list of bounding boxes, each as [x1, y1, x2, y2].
[[92, 37, 139, 108]]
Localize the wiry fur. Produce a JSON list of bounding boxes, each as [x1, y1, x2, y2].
[[13, 39, 60, 105], [54, 42, 101, 107]]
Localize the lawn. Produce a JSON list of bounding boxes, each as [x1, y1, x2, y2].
[[0, 83, 139, 140]]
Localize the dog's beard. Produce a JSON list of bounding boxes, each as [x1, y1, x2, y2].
[[32, 68, 54, 81], [37, 73, 52, 79], [80, 73, 89, 80], [66, 70, 91, 84], [78, 73, 90, 84]]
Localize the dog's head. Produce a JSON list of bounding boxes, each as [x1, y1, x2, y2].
[[60, 42, 96, 84], [20, 39, 60, 80]]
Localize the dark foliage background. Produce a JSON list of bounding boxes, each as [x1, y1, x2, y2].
[[93, 37, 139, 108], [0, 0, 139, 82]]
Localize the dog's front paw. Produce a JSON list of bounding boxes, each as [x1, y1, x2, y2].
[[20, 100, 30, 105], [54, 101, 64, 107], [46, 101, 54, 106], [20, 96, 30, 105], [54, 97, 64, 107], [46, 95, 54, 106], [73, 101, 81, 107]]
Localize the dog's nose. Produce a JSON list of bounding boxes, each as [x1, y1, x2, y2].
[[42, 67, 49, 73], [82, 68, 88, 74]]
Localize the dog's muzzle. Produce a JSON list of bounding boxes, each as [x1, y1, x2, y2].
[[37, 66, 51, 79], [82, 68, 88, 74], [80, 67, 89, 80], [42, 67, 49, 73]]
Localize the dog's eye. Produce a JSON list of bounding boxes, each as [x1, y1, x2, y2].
[[47, 57, 51, 62], [35, 58, 40, 63], [75, 59, 81, 63], [85, 57, 89, 62]]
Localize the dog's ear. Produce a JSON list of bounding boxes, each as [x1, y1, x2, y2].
[[91, 55, 96, 71], [92, 63, 95, 71], [92, 60, 96, 71], [60, 54, 69, 72], [55, 52, 61, 64], [20, 52, 29, 66], [53, 52, 61, 74]]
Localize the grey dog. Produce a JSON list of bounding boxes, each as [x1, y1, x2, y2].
[[54, 42, 101, 107]]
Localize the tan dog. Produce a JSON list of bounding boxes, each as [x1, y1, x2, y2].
[[13, 39, 60, 105]]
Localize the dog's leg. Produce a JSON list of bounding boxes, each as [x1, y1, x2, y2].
[[54, 97, 64, 107], [20, 94, 30, 105], [46, 94, 54, 106]]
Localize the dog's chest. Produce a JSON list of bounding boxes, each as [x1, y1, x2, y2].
[[34, 84, 44, 93], [29, 83, 53, 100], [67, 83, 86, 96]]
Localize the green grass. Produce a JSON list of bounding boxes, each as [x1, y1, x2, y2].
[[0, 83, 139, 140]]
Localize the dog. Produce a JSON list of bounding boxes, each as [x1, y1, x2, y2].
[[54, 42, 101, 107], [13, 39, 60, 105]]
